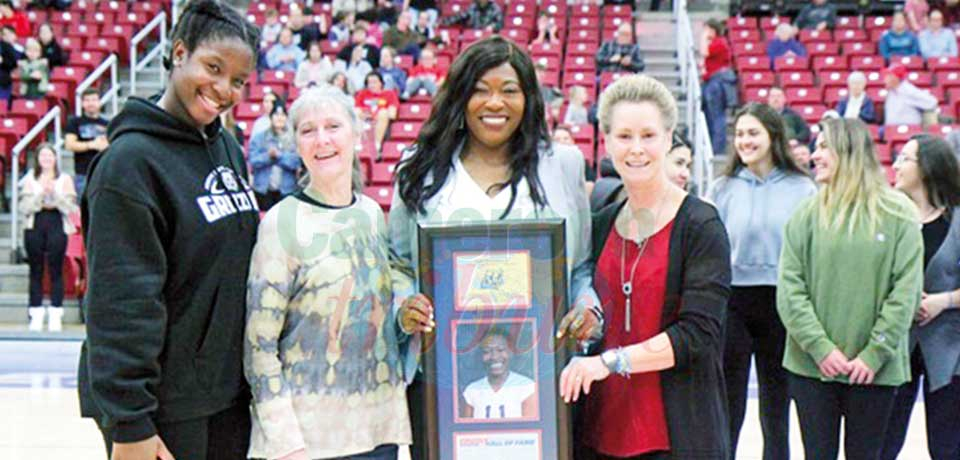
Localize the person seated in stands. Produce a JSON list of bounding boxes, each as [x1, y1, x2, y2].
[[441, 0, 504, 33], [766, 23, 806, 62], [402, 47, 445, 99], [405, 0, 438, 28], [904, 0, 930, 32], [767, 86, 811, 145], [336, 24, 380, 69], [795, 0, 836, 30], [329, 70, 356, 95], [919, 9, 958, 58], [248, 103, 301, 211], [261, 8, 283, 45], [289, 4, 327, 51], [531, 12, 561, 47], [414, 10, 437, 44], [355, 71, 398, 153], [835, 71, 877, 124], [295, 41, 335, 88], [378, 46, 407, 93], [330, 11, 356, 43], [1, 24, 23, 56], [933, 0, 960, 27], [552, 124, 597, 193], [0, 0, 29, 38], [535, 61, 563, 122], [0, 25, 17, 104], [266, 27, 306, 72], [383, 10, 423, 58], [880, 11, 921, 59], [595, 22, 645, 73], [36, 23, 63, 68], [251, 92, 282, 139], [65, 88, 109, 197], [18, 38, 49, 99], [369, 0, 399, 29], [564, 85, 590, 126], [333, 0, 375, 20], [339, 44, 374, 92], [883, 63, 938, 126]]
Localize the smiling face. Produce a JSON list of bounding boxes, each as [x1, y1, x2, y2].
[[811, 132, 839, 184], [893, 139, 922, 192], [37, 147, 57, 174], [168, 37, 254, 129], [481, 334, 512, 379], [465, 62, 526, 152], [270, 107, 288, 133], [366, 73, 383, 91], [665, 146, 692, 189], [39, 24, 54, 44], [734, 114, 773, 169], [606, 101, 672, 186], [296, 103, 357, 188]]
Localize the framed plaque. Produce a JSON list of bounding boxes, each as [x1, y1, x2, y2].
[[417, 219, 573, 460]]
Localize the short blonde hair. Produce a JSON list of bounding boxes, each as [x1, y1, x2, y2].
[[598, 74, 678, 134]]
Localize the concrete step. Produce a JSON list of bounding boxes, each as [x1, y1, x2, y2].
[[0, 293, 82, 324], [0, 264, 28, 294]]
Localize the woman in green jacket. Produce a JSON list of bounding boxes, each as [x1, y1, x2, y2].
[[777, 118, 923, 460]]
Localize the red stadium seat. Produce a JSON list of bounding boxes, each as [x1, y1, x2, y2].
[[927, 124, 960, 137], [836, 29, 868, 42], [50, 66, 86, 98], [567, 124, 595, 143], [603, 4, 632, 17], [541, 1, 567, 18], [773, 56, 810, 72], [564, 55, 596, 72], [234, 101, 266, 122], [247, 83, 286, 102], [807, 42, 840, 58], [363, 185, 393, 210], [601, 15, 630, 30], [49, 10, 82, 25], [876, 144, 893, 165], [732, 42, 764, 57], [785, 87, 823, 104], [794, 104, 828, 123], [823, 87, 849, 106], [743, 87, 770, 103], [568, 27, 600, 43], [760, 16, 789, 31], [740, 71, 776, 89], [930, 57, 960, 72], [730, 29, 762, 43], [389, 122, 422, 142], [102, 24, 136, 62], [893, 55, 926, 71], [370, 161, 398, 185], [850, 55, 884, 72], [599, 72, 631, 89], [398, 102, 431, 121], [906, 71, 934, 88], [66, 50, 107, 72], [570, 4, 600, 17], [9, 99, 50, 127], [865, 71, 886, 88], [819, 71, 851, 89], [87, 10, 117, 28], [736, 56, 771, 71], [870, 29, 888, 43], [779, 71, 815, 88], [532, 55, 561, 71], [97, 0, 128, 14], [0, 117, 32, 155], [813, 55, 848, 73], [381, 141, 411, 162], [843, 42, 877, 56], [66, 23, 98, 37], [501, 28, 530, 44], [261, 69, 295, 86], [885, 124, 924, 143], [866, 87, 890, 102], [567, 42, 598, 56], [529, 43, 562, 58], [727, 16, 758, 31], [835, 16, 858, 30], [799, 29, 832, 43], [562, 71, 593, 88]]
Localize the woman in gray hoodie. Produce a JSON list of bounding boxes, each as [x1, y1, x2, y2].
[[710, 103, 817, 460]]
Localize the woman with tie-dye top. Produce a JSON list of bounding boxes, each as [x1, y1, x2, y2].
[[244, 86, 412, 460]]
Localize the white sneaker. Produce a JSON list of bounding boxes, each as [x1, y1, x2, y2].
[[28, 307, 45, 332], [47, 307, 63, 332]]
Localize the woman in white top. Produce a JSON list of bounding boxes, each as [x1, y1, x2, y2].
[[835, 71, 877, 124], [294, 41, 335, 89], [19, 143, 77, 331]]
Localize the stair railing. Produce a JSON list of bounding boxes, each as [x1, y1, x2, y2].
[[130, 12, 168, 97]]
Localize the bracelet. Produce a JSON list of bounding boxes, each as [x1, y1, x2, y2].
[[587, 304, 605, 328], [615, 347, 631, 376]]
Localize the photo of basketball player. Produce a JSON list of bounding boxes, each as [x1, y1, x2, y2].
[[458, 325, 538, 420]]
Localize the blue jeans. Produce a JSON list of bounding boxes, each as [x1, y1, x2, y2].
[[702, 75, 728, 156], [328, 444, 399, 460], [403, 78, 438, 99], [74, 174, 87, 198]]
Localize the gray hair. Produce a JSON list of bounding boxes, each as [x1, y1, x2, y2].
[[598, 74, 678, 134], [288, 85, 365, 193], [847, 71, 867, 85]]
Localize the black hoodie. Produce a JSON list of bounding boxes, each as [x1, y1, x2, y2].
[[78, 97, 260, 443]]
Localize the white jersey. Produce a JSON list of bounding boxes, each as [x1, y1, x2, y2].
[[463, 372, 536, 419]]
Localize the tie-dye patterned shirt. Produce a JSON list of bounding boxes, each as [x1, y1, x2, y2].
[[244, 190, 411, 459]]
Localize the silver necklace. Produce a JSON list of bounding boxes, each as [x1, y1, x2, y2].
[[616, 196, 668, 333]]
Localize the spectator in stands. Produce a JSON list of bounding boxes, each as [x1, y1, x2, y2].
[[441, 0, 504, 32], [266, 27, 306, 72], [596, 22, 645, 73], [261, 8, 283, 45], [330, 11, 356, 43], [713, 103, 817, 460], [289, 3, 327, 51], [295, 40, 335, 89], [531, 12, 561, 47], [355, 71, 398, 153], [552, 124, 597, 193], [794, 0, 837, 31], [905, 0, 931, 32], [880, 11, 922, 59], [249, 104, 300, 211], [337, 24, 380, 69], [767, 23, 807, 62], [369, 0, 399, 28], [0, 0, 28, 37], [333, 0, 374, 19], [883, 63, 938, 126], [405, 0, 439, 28], [329, 70, 355, 94], [21, 143, 75, 333], [251, 92, 281, 138], [768, 86, 811, 145], [0, 24, 22, 56], [378, 46, 407, 93], [667, 133, 694, 191], [65, 88, 109, 197], [383, 10, 423, 58], [835, 71, 877, 124], [779, 117, 922, 460], [564, 85, 589, 126], [78, 2, 262, 458], [880, 134, 960, 460], [920, 9, 958, 58], [402, 47, 444, 99], [0, 25, 17, 103], [17, 38, 49, 99], [340, 44, 374, 91], [36, 23, 62, 68], [701, 18, 736, 156], [933, 0, 960, 26], [414, 10, 437, 43], [534, 61, 563, 123]]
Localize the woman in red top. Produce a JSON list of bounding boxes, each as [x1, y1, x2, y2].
[[701, 18, 735, 157], [560, 74, 732, 459], [354, 71, 399, 153]]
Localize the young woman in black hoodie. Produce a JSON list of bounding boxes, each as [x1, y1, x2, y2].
[[77, 1, 261, 459]]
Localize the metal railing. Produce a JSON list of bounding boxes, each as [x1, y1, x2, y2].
[[130, 12, 168, 97], [675, 0, 716, 197], [9, 107, 64, 262], [75, 54, 120, 117]]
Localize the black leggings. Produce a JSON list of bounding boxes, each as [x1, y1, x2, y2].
[[723, 286, 790, 460], [24, 209, 67, 307]]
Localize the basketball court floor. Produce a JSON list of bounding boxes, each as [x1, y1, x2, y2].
[[0, 339, 932, 459]]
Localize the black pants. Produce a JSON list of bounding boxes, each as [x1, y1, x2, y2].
[[723, 286, 789, 460], [881, 348, 960, 460], [255, 190, 283, 212], [98, 402, 251, 460], [789, 373, 897, 460], [407, 378, 427, 460], [25, 210, 67, 307]]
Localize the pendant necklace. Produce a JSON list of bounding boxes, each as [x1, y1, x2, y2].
[[616, 192, 668, 333]]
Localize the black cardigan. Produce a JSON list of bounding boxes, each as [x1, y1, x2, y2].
[[589, 195, 732, 459]]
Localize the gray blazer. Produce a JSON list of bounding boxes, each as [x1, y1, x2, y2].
[[387, 141, 599, 382], [916, 207, 960, 391]]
